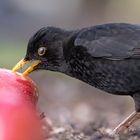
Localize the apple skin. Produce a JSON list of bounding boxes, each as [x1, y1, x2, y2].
[[0, 102, 44, 140], [0, 69, 38, 105], [0, 69, 44, 140]]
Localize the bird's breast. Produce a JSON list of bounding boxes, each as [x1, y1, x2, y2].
[[68, 58, 140, 96]]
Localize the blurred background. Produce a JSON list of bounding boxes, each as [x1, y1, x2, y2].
[[0, 0, 140, 133]]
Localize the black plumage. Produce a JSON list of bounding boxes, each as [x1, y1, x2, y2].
[[13, 23, 140, 134]]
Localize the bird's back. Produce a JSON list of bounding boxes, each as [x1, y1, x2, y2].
[[75, 23, 140, 60]]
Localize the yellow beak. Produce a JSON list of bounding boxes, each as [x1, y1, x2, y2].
[[12, 58, 41, 76]]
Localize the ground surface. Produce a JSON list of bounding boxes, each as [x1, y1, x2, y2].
[[33, 72, 140, 140]]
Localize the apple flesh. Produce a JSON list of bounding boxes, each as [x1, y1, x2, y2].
[[0, 69, 44, 140]]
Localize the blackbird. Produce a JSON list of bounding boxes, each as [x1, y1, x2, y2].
[[12, 23, 140, 134]]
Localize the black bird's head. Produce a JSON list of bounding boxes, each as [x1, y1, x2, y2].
[[12, 27, 71, 75]]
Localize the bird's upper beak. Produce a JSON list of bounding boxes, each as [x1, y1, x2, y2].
[[12, 58, 41, 76]]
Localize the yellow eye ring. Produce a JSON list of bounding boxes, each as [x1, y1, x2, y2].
[[38, 47, 47, 56]]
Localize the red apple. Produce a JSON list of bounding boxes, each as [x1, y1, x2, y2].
[[0, 68, 44, 140], [0, 69, 38, 105]]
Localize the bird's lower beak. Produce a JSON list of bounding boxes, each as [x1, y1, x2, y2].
[[12, 58, 41, 76]]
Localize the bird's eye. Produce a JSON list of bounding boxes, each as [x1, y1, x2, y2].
[[38, 47, 47, 56]]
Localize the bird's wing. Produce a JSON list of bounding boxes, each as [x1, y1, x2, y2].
[[74, 23, 140, 60]]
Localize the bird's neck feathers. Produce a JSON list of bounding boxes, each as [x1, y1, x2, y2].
[[47, 29, 78, 74]]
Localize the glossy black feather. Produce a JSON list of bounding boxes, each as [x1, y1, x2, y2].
[[75, 23, 140, 59]]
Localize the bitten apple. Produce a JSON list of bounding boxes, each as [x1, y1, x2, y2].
[[0, 68, 44, 140]]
